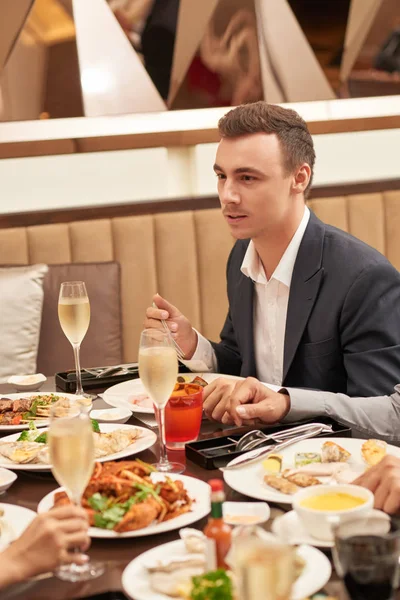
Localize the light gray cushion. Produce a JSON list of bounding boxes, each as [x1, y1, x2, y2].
[[0, 264, 48, 382]]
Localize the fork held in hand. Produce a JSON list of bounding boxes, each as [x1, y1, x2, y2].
[[152, 302, 186, 360]]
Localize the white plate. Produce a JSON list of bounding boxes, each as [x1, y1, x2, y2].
[[102, 373, 245, 415], [272, 510, 333, 548], [0, 423, 157, 471], [121, 538, 331, 600], [38, 473, 210, 538], [0, 503, 36, 552], [272, 508, 389, 548], [0, 392, 79, 432], [223, 437, 400, 505], [0, 467, 17, 494]]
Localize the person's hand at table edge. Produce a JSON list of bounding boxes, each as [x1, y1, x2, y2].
[[143, 293, 198, 359], [353, 455, 400, 514], [221, 377, 291, 426], [0, 505, 90, 589]]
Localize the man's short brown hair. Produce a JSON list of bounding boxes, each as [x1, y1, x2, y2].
[[218, 101, 316, 197]]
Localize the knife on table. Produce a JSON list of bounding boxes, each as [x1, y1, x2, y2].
[[220, 424, 333, 471]]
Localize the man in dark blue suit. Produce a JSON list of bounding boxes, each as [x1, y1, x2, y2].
[[144, 101, 400, 427]]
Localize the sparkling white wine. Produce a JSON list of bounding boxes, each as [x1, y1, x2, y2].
[[49, 416, 94, 503], [58, 298, 90, 345], [139, 346, 178, 408], [235, 540, 294, 600]]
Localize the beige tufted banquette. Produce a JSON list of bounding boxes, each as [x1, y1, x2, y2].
[[1, 190, 400, 363]]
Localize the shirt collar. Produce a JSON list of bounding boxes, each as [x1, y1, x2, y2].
[[240, 206, 310, 286]]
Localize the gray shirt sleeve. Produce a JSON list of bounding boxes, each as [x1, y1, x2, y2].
[[281, 385, 400, 444]]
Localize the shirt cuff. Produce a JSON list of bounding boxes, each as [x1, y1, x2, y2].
[[179, 329, 217, 372], [280, 387, 327, 422]]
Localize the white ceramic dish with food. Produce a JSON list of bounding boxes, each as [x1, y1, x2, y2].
[[223, 437, 400, 505], [292, 483, 374, 542], [0, 467, 17, 494], [37, 473, 210, 538], [90, 407, 132, 424], [223, 501, 270, 526], [7, 374, 47, 392], [272, 508, 390, 548], [121, 538, 331, 600], [0, 423, 157, 471], [0, 392, 80, 432], [0, 503, 36, 552]]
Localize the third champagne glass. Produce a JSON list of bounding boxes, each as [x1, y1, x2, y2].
[[48, 400, 104, 581], [58, 281, 92, 400], [138, 329, 184, 473]]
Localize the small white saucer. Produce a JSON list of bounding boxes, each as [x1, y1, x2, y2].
[[272, 509, 390, 548], [90, 407, 132, 424], [7, 374, 47, 392], [272, 510, 333, 548], [223, 501, 270, 526]]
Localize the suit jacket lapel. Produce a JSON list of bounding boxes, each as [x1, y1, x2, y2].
[[233, 273, 257, 377], [283, 212, 325, 381]]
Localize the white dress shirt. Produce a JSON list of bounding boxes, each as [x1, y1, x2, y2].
[[184, 206, 310, 385]]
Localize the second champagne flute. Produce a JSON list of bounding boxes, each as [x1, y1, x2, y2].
[[138, 329, 184, 473]]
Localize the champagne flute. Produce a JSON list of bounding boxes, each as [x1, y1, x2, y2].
[[58, 281, 92, 400], [233, 537, 295, 600], [138, 329, 184, 473], [48, 400, 104, 581]]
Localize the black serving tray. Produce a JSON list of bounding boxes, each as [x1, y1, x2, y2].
[[55, 363, 192, 393], [185, 416, 352, 469]]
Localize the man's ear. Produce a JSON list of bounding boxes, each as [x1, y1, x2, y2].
[[292, 163, 311, 195]]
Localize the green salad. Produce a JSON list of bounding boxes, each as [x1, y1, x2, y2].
[[190, 570, 234, 600], [87, 483, 163, 529], [17, 419, 100, 443], [21, 394, 61, 420]]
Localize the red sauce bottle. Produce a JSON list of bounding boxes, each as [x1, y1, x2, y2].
[[203, 479, 232, 569]]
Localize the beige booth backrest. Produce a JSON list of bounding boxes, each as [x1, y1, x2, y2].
[[1, 190, 399, 362]]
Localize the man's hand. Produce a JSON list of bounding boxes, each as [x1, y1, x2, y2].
[[203, 378, 237, 421], [353, 455, 400, 514], [143, 293, 197, 359], [222, 377, 291, 426], [0, 505, 90, 587], [203, 377, 290, 426]]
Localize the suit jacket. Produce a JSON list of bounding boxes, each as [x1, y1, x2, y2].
[[211, 211, 400, 397]]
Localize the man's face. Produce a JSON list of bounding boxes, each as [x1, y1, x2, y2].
[[214, 133, 297, 240]]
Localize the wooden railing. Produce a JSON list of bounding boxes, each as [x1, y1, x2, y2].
[[0, 96, 399, 159], [1, 179, 399, 229]]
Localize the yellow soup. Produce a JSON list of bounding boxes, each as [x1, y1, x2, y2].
[[300, 492, 366, 511]]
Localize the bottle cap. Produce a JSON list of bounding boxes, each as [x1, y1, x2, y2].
[[209, 479, 224, 492]]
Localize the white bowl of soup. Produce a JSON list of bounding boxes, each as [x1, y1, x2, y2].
[[292, 484, 374, 542]]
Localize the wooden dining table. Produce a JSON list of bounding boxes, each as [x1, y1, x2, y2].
[[0, 378, 351, 600]]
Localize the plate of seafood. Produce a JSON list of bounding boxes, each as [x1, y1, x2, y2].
[[0, 392, 79, 431], [122, 527, 331, 600], [0, 503, 36, 552], [0, 423, 157, 471], [223, 437, 400, 505], [37, 460, 211, 538], [102, 373, 242, 414]]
